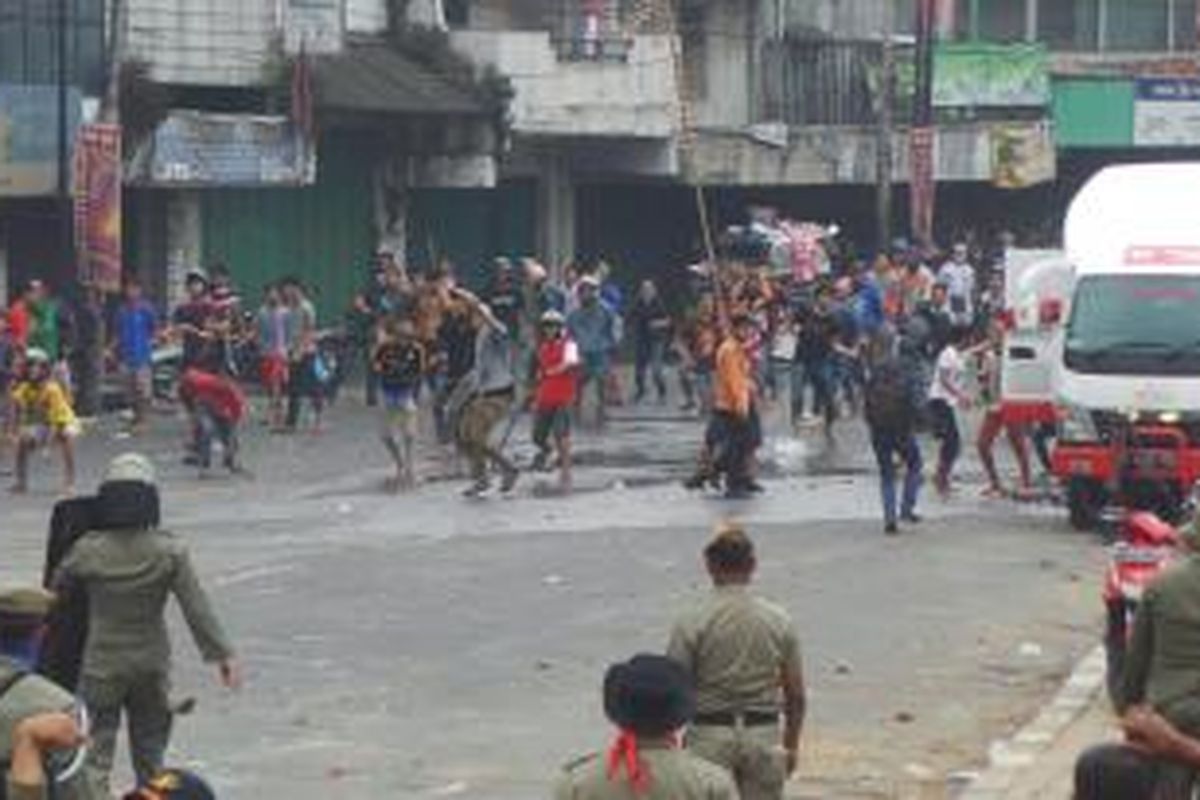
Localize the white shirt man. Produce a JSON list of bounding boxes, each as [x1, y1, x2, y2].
[[937, 244, 976, 329]]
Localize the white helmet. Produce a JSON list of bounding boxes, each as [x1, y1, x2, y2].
[[24, 347, 50, 365]]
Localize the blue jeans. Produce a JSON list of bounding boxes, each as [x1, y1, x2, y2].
[[832, 352, 862, 408], [196, 408, 238, 470], [791, 358, 833, 424], [871, 428, 923, 525], [684, 365, 713, 412], [635, 335, 668, 400]]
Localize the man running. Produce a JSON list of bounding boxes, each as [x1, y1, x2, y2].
[[451, 289, 520, 498], [530, 310, 578, 494]]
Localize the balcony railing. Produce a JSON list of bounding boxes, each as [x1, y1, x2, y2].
[[553, 34, 633, 62], [759, 37, 913, 127], [448, 0, 659, 62]]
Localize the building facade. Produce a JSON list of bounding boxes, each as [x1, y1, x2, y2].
[[0, 0, 105, 299], [119, 0, 504, 315], [445, 0, 681, 274]]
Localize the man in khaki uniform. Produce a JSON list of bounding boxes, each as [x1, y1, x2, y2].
[[1, 591, 100, 800], [3, 708, 91, 800], [555, 653, 737, 800], [1122, 514, 1200, 736], [52, 454, 239, 790], [667, 525, 806, 800]]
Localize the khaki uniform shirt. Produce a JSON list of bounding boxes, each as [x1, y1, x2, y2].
[[1123, 554, 1200, 735], [554, 743, 738, 800], [54, 528, 234, 680], [0, 661, 102, 800], [667, 586, 802, 715], [5, 777, 40, 800]]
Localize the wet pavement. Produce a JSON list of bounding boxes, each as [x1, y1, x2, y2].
[[1, 391, 1104, 799]]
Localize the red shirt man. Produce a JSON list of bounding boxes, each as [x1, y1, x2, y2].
[[532, 310, 579, 491], [7, 298, 30, 348]]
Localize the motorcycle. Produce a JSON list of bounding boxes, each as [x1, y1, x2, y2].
[[1103, 510, 1182, 706]]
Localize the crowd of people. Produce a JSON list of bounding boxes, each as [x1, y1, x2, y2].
[[0, 221, 1052, 516], [6, 217, 1200, 798]]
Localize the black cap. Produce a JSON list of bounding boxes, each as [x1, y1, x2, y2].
[[603, 654, 694, 737]]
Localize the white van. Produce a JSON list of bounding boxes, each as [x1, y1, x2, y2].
[[1052, 164, 1200, 528]]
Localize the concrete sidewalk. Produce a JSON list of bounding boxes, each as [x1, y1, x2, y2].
[[960, 647, 1116, 799], [1000, 698, 1113, 798]]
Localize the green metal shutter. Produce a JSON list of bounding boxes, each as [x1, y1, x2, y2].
[[1052, 78, 1135, 148], [406, 179, 536, 289], [201, 136, 375, 322]]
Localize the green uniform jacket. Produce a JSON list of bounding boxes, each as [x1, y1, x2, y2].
[[554, 744, 738, 800], [53, 528, 234, 680], [1122, 554, 1200, 736]]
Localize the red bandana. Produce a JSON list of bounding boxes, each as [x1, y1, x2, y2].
[[606, 731, 678, 794]]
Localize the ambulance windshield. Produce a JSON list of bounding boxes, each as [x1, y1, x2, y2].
[[1065, 274, 1200, 375]]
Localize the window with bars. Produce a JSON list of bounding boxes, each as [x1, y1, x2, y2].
[[1037, 0, 1099, 50], [555, 0, 632, 61], [947, 0, 1199, 52], [0, 0, 106, 93], [954, 0, 1030, 42]]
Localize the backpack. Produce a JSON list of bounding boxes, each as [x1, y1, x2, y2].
[[864, 359, 914, 432]]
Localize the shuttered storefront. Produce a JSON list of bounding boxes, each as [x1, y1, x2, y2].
[[405, 179, 536, 289], [201, 135, 375, 322]]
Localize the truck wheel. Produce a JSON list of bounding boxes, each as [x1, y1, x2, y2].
[[1068, 479, 1102, 531]]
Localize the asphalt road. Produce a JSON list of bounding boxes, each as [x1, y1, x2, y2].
[[1, 400, 1106, 799]]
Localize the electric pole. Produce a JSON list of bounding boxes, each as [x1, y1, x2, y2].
[[910, 0, 937, 247], [55, 0, 74, 283], [876, 4, 895, 250]]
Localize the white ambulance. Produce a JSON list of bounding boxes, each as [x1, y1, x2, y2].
[[1051, 164, 1200, 528]]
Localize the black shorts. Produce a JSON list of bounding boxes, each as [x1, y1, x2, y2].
[[534, 407, 572, 444]]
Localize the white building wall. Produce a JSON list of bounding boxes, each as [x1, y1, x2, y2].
[[347, 0, 388, 33], [126, 0, 278, 86], [451, 30, 678, 138], [465, 0, 558, 32], [692, 1, 753, 130]]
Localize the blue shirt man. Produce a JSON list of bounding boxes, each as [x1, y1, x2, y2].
[[116, 284, 158, 371]]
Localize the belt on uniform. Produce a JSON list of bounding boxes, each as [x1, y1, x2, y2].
[[693, 710, 779, 727], [481, 387, 515, 399]]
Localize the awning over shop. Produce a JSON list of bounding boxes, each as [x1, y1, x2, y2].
[[313, 40, 489, 118]]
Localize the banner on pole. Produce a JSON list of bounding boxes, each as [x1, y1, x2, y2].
[[909, 126, 935, 246], [73, 123, 122, 292]]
